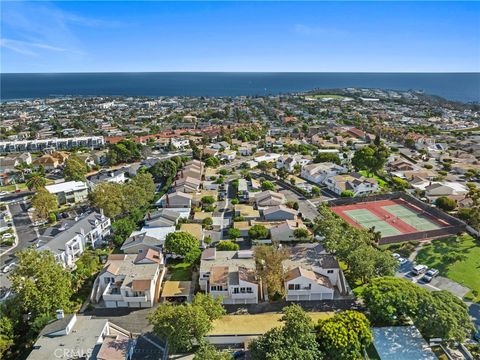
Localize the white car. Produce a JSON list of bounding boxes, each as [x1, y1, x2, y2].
[[398, 257, 408, 265], [2, 263, 16, 273], [0, 191, 8, 197], [392, 253, 401, 259], [412, 264, 428, 275], [1, 233, 13, 239]]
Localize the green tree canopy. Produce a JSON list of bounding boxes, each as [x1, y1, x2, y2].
[[316, 311, 372, 360], [227, 228, 241, 239], [314, 152, 341, 165], [26, 173, 46, 191], [248, 224, 269, 240], [165, 232, 199, 256], [89, 182, 125, 218], [352, 144, 389, 175], [216, 240, 240, 251], [250, 304, 322, 360], [293, 228, 310, 240], [254, 245, 288, 299], [63, 155, 88, 181], [148, 159, 178, 182], [192, 292, 226, 321], [194, 343, 232, 360], [9, 249, 73, 319], [435, 196, 457, 211], [31, 188, 58, 220], [261, 180, 275, 191]]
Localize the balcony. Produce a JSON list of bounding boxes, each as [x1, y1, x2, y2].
[[123, 294, 148, 302], [102, 283, 123, 301]]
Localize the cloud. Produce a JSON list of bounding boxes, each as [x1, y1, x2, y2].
[[0, 38, 83, 57], [293, 24, 347, 37]]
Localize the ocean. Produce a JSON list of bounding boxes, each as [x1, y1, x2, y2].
[[1, 72, 479, 103]]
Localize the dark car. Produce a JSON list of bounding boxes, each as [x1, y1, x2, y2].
[[422, 268, 439, 283], [233, 350, 245, 359]]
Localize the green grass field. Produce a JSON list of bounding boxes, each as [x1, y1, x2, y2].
[[167, 261, 193, 281], [416, 234, 480, 302], [358, 170, 388, 188]]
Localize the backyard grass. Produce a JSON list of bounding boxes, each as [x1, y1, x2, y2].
[[415, 234, 480, 302], [0, 183, 28, 192], [209, 312, 334, 335], [358, 170, 388, 188], [167, 261, 193, 281]]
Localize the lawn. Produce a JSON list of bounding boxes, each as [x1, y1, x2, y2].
[[415, 234, 480, 302], [209, 312, 333, 335], [358, 170, 388, 188], [167, 261, 193, 281]]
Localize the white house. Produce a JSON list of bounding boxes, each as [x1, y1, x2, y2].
[[199, 248, 259, 304], [157, 191, 192, 208], [282, 244, 349, 301], [252, 190, 286, 207], [219, 150, 237, 162], [171, 138, 190, 149], [300, 162, 346, 185], [324, 173, 378, 196], [45, 181, 89, 205], [92, 251, 165, 308], [37, 211, 111, 269]]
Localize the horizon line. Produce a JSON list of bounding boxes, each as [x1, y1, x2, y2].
[[2, 71, 479, 75]]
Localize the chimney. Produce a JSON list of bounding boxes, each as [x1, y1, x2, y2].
[[100, 208, 104, 219], [56, 309, 64, 320], [80, 228, 85, 236]]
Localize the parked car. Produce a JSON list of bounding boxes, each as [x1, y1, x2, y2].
[[392, 253, 401, 259], [412, 264, 428, 275], [398, 257, 408, 266], [233, 350, 246, 359], [2, 263, 16, 273], [422, 269, 439, 283]]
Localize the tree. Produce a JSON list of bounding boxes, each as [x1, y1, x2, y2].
[[108, 140, 142, 165], [192, 293, 226, 321], [316, 311, 372, 360], [311, 186, 321, 196], [392, 177, 410, 190], [361, 277, 429, 324], [261, 180, 275, 191], [131, 172, 155, 203], [26, 173, 46, 191], [227, 228, 241, 239], [202, 217, 213, 229], [165, 232, 199, 256], [416, 290, 473, 343], [0, 313, 14, 358], [314, 152, 341, 165], [149, 303, 211, 353], [201, 196, 216, 205], [31, 188, 58, 220], [248, 224, 269, 240], [63, 155, 87, 181], [254, 245, 288, 299], [205, 156, 220, 168], [9, 249, 73, 319], [194, 343, 232, 360], [148, 159, 178, 182], [112, 217, 137, 246], [216, 240, 240, 251], [352, 144, 389, 175], [340, 190, 354, 197], [435, 196, 456, 211], [89, 182, 125, 218], [250, 304, 322, 360], [293, 228, 310, 241]]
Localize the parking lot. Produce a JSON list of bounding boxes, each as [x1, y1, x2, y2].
[[395, 260, 470, 298]]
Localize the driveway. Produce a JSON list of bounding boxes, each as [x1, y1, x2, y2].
[[86, 306, 156, 334], [469, 303, 480, 332]]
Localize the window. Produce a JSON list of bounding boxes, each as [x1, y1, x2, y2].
[[288, 284, 300, 290], [240, 287, 246, 293], [233, 288, 239, 294], [247, 288, 253, 294], [327, 270, 334, 274]]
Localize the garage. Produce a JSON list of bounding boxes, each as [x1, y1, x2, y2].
[[160, 281, 192, 303]]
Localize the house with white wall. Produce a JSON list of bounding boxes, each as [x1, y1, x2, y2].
[[37, 211, 111, 268], [45, 181, 89, 205], [199, 248, 259, 304], [92, 251, 165, 308], [300, 162, 346, 185], [324, 173, 378, 196], [282, 244, 349, 301]]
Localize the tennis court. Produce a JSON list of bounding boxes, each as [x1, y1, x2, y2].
[[382, 204, 441, 231], [344, 209, 401, 237]]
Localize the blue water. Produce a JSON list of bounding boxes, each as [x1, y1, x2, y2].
[[1, 72, 479, 103]]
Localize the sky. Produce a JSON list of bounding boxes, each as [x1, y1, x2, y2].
[[1, 1, 479, 73]]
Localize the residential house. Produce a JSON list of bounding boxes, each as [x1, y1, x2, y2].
[[263, 205, 298, 221], [173, 176, 201, 193], [219, 150, 237, 162], [87, 168, 127, 189], [27, 311, 132, 360], [325, 173, 378, 196], [45, 181, 89, 204], [234, 204, 260, 220], [157, 191, 192, 208], [171, 138, 189, 149], [252, 190, 286, 207], [300, 162, 346, 185], [270, 219, 308, 242], [199, 248, 259, 304], [37, 211, 111, 268], [32, 154, 60, 170], [92, 252, 165, 308], [179, 223, 204, 243], [282, 244, 349, 301]]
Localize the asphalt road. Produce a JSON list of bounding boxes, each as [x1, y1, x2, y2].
[[0, 201, 37, 269]]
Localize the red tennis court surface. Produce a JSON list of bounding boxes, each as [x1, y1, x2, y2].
[[331, 198, 449, 238]]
